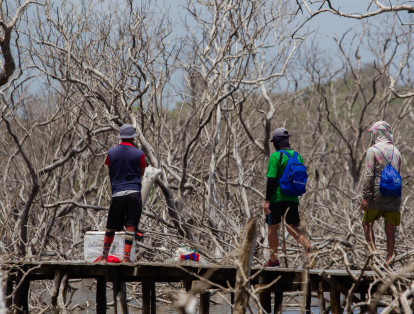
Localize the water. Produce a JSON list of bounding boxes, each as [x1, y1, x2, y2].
[[29, 279, 378, 313], [30, 279, 320, 313]]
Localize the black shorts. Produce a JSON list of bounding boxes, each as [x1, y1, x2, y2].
[[265, 201, 300, 226], [106, 192, 142, 230]]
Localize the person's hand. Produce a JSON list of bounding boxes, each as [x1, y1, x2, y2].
[[360, 199, 368, 211], [263, 200, 271, 215]]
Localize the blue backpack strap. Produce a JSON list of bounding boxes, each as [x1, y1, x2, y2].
[[373, 146, 391, 165], [279, 150, 290, 159], [278, 151, 284, 164], [278, 150, 290, 165], [280, 150, 300, 161], [293, 151, 299, 160]]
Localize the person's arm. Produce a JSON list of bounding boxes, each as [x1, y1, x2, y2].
[[263, 153, 279, 214], [263, 177, 278, 214], [361, 148, 375, 211], [265, 178, 278, 201], [104, 153, 110, 168], [140, 153, 147, 177]]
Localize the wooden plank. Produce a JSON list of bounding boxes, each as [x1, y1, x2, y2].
[[3, 260, 389, 288], [1, 260, 385, 278], [4, 260, 412, 314], [96, 276, 107, 314], [199, 291, 210, 314]]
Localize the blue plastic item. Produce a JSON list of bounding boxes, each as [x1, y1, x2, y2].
[[374, 146, 402, 197]]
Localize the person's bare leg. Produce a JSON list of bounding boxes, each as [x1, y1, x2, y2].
[[362, 222, 377, 252], [286, 224, 310, 249], [268, 224, 279, 262], [287, 224, 317, 268], [384, 222, 395, 264]]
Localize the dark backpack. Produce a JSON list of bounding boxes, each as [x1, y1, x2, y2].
[[278, 150, 308, 196], [373, 146, 402, 197]]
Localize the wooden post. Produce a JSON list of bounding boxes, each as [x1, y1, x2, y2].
[[305, 280, 311, 314], [329, 285, 341, 314], [234, 218, 257, 313], [199, 291, 210, 314], [112, 269, 128, 314], [4, 273, 14, 309], [150, 282, 156, 314], [317, 281, 326, 313], [274, 289, 283, 314], [258, 276, 271, 314], [142, 281, 155, 314], [258, 291, 271, 313], [118, 283, 128, 314], [300, 268, 311, 314], [57, 273, 69, 312], [230, 292, 234, 314], [181, 279, 192, 291], [113, 275, 119, 314], [321, 271, 360, 313], [14, 271, 30, 314], [51, 270, 63, 310], [412, 291, 414, 314], [96, 276, 107, 314], [142, 281, 152, 314]]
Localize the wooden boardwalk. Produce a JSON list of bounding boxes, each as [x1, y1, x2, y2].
[[1, 261, 406, 313]]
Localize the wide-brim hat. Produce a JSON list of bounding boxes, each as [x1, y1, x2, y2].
[[118, 124, 138, 139], [270, 127, 290, 142]]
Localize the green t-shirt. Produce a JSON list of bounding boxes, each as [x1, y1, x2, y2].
[[266, 149, 304, 203]]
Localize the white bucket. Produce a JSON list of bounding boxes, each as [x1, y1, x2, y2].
[[84, 231, 136, 262]]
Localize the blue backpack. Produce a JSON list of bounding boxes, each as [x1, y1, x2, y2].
[[278, 150, 308, 196], [374, 146, 402, 197]]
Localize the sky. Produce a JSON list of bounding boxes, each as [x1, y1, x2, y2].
[[133, 0, 414, 99], [158, 0, 412, 56], [18, 0, 414, 101]]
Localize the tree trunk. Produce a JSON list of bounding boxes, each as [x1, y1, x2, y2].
[[234, 218, 257, 313]]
